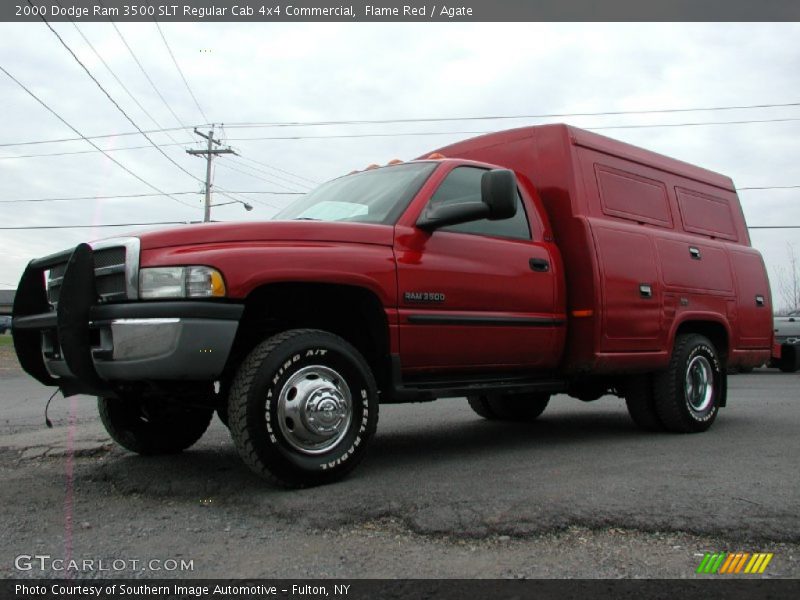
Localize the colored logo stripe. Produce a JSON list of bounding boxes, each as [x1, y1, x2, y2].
[[697, 553, 726, 573], [697, 552, 773, 574]]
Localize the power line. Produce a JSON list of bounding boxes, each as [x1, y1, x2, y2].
[[36, 10, 204, 186], [5, 182, 796, 205], [217, 156, 310, 192], [0, 125, 196, 148], [4, 219, 797, 231], [2, 138, 320, 190], [216, 123, 315, 191], [0, 191, 200, 204], [236, 155, 320, 185], [151, 17, 210, 124], [222, 117, 800, 142], [106, 13, 193, 137], [67, 16, 186, 148], [217, 101, 800, 129], [0, 221, 195, 230], [0, 64, 197, 210], [749, 226, 800, 229], [215, 159, 308, 193], [591, 117, 800, 131], [0, 190, 302, 204], [0, 141, 193, 160], [225, 190, 304, 195], [227, 155, 314, 190], [5, 99, 800, 149], [739, 185, 800, 191]]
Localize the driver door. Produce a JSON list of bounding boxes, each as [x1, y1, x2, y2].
[[394, 165, 563, 373]]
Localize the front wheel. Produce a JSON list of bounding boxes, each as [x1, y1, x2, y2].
[[227, 329, 379, 488], [98, 396, 213, 455], [653, 334, 725, 433]]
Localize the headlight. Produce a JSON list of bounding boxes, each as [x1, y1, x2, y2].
[[139, 266, 226, 299]]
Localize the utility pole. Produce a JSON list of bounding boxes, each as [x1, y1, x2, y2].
[[186, 126, 235, 222]]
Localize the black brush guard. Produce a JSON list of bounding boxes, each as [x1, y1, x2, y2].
[[12, 243, 113, 397]]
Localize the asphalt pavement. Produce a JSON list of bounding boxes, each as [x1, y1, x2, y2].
[[1, 351, 798, 578]]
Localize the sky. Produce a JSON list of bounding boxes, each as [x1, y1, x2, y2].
[[1, 21, 799, 309]]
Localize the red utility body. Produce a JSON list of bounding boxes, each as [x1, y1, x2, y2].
[[423, 124, 772, 374]]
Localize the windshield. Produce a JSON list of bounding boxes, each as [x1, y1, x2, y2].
[[274, 162, 438, 224]]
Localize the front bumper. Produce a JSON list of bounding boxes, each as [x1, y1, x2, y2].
[[12, 243, 243, 397]]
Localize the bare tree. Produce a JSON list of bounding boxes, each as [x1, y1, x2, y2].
[[776, 243, 800, 315]]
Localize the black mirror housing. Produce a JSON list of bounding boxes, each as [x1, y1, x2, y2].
[[481, 169, 517, 220], [417, 202, 489, 231], [416, 168, 518, 231]]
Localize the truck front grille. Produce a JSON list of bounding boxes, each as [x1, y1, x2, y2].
[[46, 239, 139, 307]]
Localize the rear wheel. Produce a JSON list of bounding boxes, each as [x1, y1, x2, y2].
[[228, 329, 379, 488], [778, 345, 799, 373], [467, 393, 550, 421], [624, 374, 665, 431], [98, 395, 213, 455], [653, 334, 725, 433]]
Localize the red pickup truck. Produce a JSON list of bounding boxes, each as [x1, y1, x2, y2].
[[12, 124, 773, 487]]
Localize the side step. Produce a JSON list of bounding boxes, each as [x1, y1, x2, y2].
[[384, 356, 567, 403]]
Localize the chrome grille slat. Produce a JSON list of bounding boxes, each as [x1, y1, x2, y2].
[[94, 264, 126, 277], [46, 237, 140, 307]]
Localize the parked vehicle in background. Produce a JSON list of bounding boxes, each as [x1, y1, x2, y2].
[[770, 310, 800, 372], [11, 124, 773, 487], [0, 315, 11, 334], [774, 310, 800, 344]]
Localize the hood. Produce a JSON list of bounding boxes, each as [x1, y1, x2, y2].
[[134, 220, 395, 251]]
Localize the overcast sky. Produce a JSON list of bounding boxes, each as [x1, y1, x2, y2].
[[1, 22, 799, 309]]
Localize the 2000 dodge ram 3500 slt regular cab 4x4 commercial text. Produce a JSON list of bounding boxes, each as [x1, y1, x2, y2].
[[12, 125, 773, 487]]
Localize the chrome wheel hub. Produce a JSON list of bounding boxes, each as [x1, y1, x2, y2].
[[276, 365, 352, 455], [685, 355, 714, 413]]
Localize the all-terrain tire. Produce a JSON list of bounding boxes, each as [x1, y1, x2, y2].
[[98, 396, 213, 455], [227, 329, 379, 488], [653, 334, 725, 433], [624, 374, 665, 431], [467, 393, 550, 421]]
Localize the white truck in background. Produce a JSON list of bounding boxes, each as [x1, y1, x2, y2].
[[771, 311, 800, 372]]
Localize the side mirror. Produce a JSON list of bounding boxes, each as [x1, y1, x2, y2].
[[416, 201, 489, 231], [416, 168, 518, 231], [481, 169, 517, 220]]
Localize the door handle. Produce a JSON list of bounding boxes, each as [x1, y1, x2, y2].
[[639, 284, 653, 298], [689, 246, 701, 260], [529, 258, 550, 272]]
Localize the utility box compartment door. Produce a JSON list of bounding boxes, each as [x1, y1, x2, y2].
[[657, 238, 734, 294], [730, 249, 772, 348], [593, 225, 662, 351]]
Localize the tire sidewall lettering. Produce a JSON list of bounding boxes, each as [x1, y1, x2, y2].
[[256, 345, 373, 472]]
